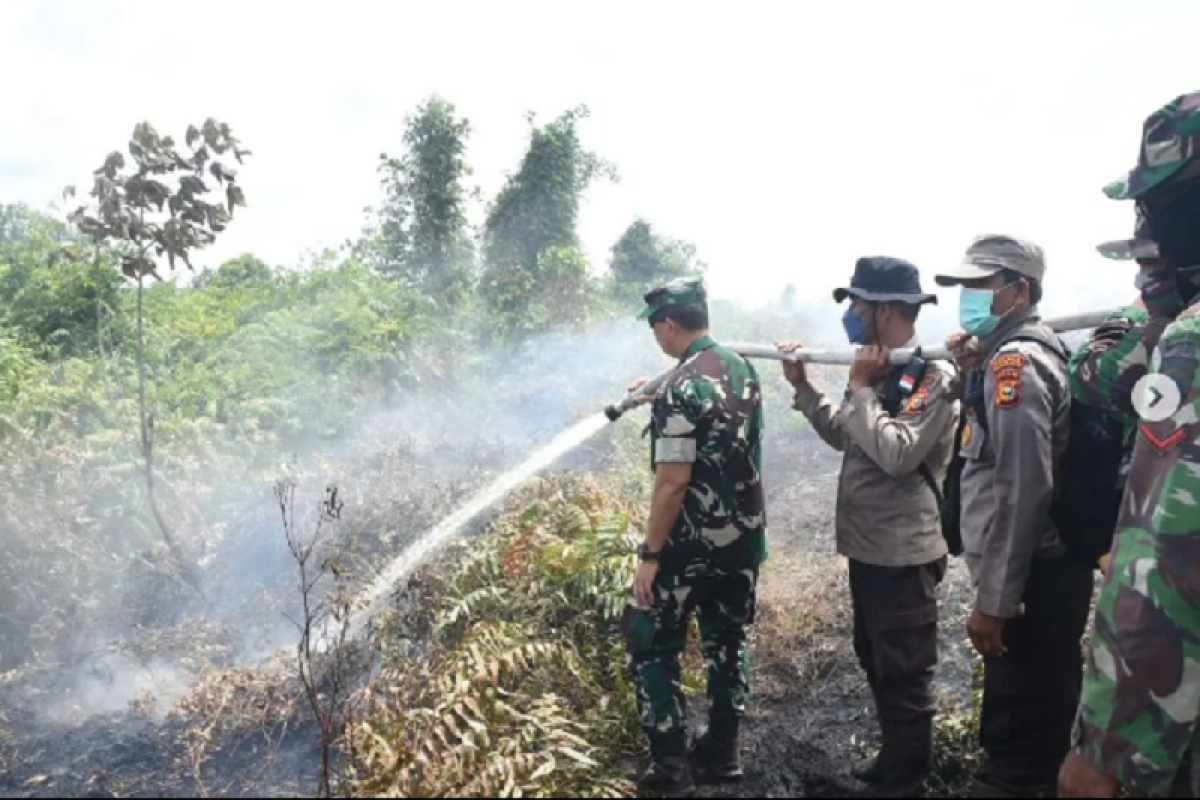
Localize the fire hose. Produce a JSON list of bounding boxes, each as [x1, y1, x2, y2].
[[604, 310, 1114, 421]]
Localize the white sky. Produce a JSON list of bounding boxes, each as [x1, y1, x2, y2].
[[2, 0, 1198, 332]]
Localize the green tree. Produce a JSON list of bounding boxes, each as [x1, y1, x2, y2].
[[366, 96, 475, 299], [194, 253, 276, 290], [607, 218, 703, 299], [0, 205, 125, 359], [66, 119, 250, 592], [481, 107, 615, 336], [0, 203, 47, 246]]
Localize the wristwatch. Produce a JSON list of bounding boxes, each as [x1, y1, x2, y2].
[[638, 544, 663, 563]]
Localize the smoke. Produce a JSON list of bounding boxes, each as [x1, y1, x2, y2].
[[43, 654, 193, 723], [1, 314, 674, 707], [0, 291, 859, 731]]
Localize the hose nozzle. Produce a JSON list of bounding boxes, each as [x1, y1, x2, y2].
[[603, 368, 677, 424]]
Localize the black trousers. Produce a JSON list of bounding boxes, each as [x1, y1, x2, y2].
[[979, 557, 1095, 792], [850, 557, 947, 724]]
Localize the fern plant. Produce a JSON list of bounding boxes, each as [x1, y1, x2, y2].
[[351, 476, 643, 798]]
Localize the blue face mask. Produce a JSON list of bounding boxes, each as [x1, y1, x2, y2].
[[842, 306, 868, 345]]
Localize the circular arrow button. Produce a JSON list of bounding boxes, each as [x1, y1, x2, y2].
[[1133, 375, 1183, 422]]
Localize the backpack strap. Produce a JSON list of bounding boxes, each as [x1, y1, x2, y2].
[[880, 347, 934, 415], [880, 364, 912, 417], [1005, 330, 1071, 364], [967, 329, 1070, 435]]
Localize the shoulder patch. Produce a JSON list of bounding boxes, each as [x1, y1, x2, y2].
[[900, 375, 936, 417], [991, 352, 1028, 409], [991, 353, 1029, 376]]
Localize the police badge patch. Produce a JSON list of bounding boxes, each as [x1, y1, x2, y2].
[[996, 379, 1021, 408], [991, 352, 1027, 410]]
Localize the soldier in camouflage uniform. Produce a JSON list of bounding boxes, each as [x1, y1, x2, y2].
[[1070, 210, 1182, 575], [624, 277, 767, 799], [1060, 92, 1200, 798]]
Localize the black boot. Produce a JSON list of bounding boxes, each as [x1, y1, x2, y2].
[[690, 716, 742, 785], [852, 749, 886, 785], [639, 732, 696, 798], [852, 689, 885, 785], [876, 718, 933, 798]]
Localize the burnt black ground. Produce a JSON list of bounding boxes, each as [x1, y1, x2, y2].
[[0, 668, 319, 799]]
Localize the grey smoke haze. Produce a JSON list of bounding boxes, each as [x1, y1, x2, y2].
[[45, 655, 193, 723], [5, 313, 679, 722]]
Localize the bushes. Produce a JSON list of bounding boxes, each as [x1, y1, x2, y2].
[[0, 249, 442, 452], [352, 478, 642, 798]]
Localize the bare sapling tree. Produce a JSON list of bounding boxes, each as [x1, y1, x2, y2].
[[66, 120, 250, 594], [277, 481, 367, 799]]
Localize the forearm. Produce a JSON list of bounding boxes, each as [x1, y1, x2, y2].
[[646, 476, 688, 551], [793, 383, 848, 451]]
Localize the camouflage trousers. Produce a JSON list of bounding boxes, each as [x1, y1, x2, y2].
[[623, 567, 758, 739]]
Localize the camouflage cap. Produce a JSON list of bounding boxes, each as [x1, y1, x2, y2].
[[1105, 91, 1200, 200], [638, 277, 707, 320], [935, 235, 1046, 287], [1097, 206, 1160, 261]]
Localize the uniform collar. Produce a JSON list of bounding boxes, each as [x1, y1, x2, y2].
[[980, 306, 1040, 356], [681, 335, 718, 362]]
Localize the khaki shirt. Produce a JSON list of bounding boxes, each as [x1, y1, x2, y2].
[[958, 309, 1071, 619], [794, 341, 957, 568]]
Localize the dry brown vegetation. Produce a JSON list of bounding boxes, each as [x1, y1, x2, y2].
[[751, 549, 843, 696], [174, 659, 307, 798]]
